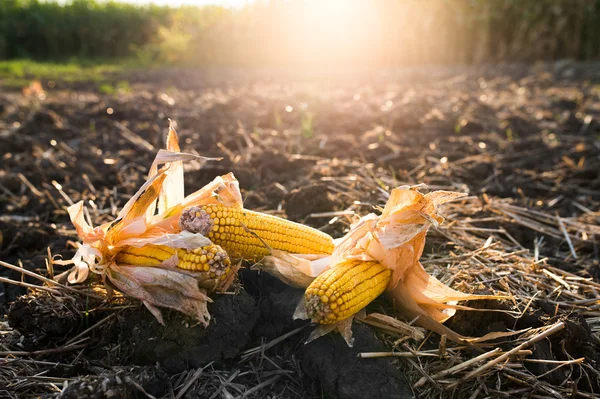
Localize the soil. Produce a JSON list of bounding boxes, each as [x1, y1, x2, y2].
[[1, 61, 599, 398]]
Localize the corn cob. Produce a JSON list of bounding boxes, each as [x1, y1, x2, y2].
[[115, 243, 232, 287], [305, 260, 391, 324], [179, 205, 335, 261]]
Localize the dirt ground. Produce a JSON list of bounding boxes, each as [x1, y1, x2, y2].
[[1, 61, 599, 398]]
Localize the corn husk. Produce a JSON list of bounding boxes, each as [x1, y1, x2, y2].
[[260, 186, 508, 345], [58, 122, 242, 326]]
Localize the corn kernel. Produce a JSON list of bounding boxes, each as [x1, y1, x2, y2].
[[180, 204, 335, 262], [305, 260, 391, 324]]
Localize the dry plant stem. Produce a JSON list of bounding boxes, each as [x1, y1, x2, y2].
[[0, 343, 88, 357], [545, 265, 600, 290], [114, 121, 156, 154], [65, 313, 117, 346], [467, 385, 483, 399], [51, 180, 74, 205], [17, 172, 44, 197], [557, 216, 577, 259], [542, 269, 572, 290], [235, 375, 282, 399], [0, 276, 60, 295], [175, 364, 211, 399], [1, 358, 73, 368], [358, 351, 439, 359], [207, 369, 240, 399], [534, 358, 585, 380], [0, 259, 102, 299], [451, 322, 565, 388], [406, 357, 442, 392], [523, 357, 585, 364], [359, 314, 425, 340], [438, 334, 447, 358], [413, 348, 502, 388], [241, 326, 307, 360]]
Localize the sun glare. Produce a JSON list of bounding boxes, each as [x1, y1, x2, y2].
[[117, 0, 249, 6], [271, 0, 381, 68]]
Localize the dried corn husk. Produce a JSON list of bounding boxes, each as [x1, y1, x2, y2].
[[58, 122, 242, 326], [259, 186, 508, 345]]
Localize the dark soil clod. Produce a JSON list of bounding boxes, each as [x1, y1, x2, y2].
[[301, 324, 413, 399], [240, 269, 308, 340], [8, 292, 84, 344], [119, 290, 259, 373], [284, 183, 338, 222]]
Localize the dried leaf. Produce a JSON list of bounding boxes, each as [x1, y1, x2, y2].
[[258, 251, 330, 287], [386, 280, 470, 344], [466, 328, 531, 343], [158, 122, 184, 216], [68, 245, 103, 284], [363, 313, 425, 341], [67, 201, 103, 244], [108, 264, 211, 326]]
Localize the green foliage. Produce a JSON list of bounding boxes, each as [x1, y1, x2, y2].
[[1, 0, 600, 66], [0, 59, 134, 90], [98, 80, 132, 95], [98, 82, 116, 95], [273, 109, 282, 129], [0, 0, 167, 60], [0, 59, 125, 79], [505, 127, 515, 142], [301, 111, 314, 139]]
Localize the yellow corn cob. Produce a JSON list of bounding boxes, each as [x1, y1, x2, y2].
[[179, 204, 335, 261], [115, 243, 232, 285], [305, 260, 391, 324]]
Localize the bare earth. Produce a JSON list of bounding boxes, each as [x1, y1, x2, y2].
[[1, 62, 599, 398]]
